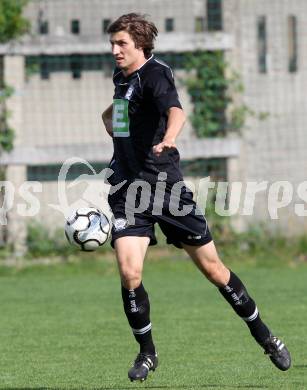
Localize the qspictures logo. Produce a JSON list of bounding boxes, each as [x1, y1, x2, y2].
[[49, 157, 128, 219], [0, 157, 307, 225]]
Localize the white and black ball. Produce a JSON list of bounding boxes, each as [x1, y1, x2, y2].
[[65, 207, 110, 251]]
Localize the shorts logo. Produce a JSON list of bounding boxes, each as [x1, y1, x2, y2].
[[187, 235, 201, 240], [113, 218, 128, 232]]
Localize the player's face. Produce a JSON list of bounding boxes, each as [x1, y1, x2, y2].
[[110, 31, 145, 75]]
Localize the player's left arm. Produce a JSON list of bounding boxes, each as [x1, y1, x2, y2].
[[102, 103, 113, 137], [153, 106, 186, 157]]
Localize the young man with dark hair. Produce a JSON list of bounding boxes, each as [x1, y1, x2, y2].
[[102, 13, 291, 383]]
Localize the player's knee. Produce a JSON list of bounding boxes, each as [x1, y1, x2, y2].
[[202, 261, 229, 287], [203, 266, 220, 284], [120, 267, 142, 289]]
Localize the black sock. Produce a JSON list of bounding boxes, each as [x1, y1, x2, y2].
[[219, 270, 271, 344], [121, 282, 155, 354]]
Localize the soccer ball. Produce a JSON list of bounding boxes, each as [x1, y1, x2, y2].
[[65, 207, 110, 251]]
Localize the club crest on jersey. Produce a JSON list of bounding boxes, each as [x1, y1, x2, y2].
[[125, 85, 135, 100]]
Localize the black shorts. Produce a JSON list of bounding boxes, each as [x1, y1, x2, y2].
[[108, 181, 212, 249]]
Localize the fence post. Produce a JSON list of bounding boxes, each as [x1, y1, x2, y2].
[[3, 55, 27, 256]]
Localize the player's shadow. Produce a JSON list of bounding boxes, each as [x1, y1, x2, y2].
[[293, 364, 307, 368]]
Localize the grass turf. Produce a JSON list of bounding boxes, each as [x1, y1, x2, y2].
[[0, 253, 306, 390]]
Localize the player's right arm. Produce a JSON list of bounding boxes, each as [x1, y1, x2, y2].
[[102, 104, 113, 137]]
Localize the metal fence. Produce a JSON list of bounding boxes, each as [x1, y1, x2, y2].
[[1, 0, 307, 252]]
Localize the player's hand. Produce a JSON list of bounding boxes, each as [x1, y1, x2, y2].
[[152, 138, 176, 157]]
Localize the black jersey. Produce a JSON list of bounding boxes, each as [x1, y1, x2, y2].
[[110, 55, 183, 185]]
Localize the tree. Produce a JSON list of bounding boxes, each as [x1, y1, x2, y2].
[[0, 0, 29, 43], [0, 0, 29, 153]]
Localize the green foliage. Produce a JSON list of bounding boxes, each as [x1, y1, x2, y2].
[[0, 84, 15, 151], [183, 51, 268, 137], [230, 104, 254, 132], [26, 221, 112, 259], [192, 185, 307, 266], [0, 0, 30, 43], [23, 216, 307, 268], [0, 84, 13, 102], [0, 0, 29, 153], [26, 222, 78, 258], [210, 221, 307, 267], [183, 51, 228, 137], [0, 125, 14, 151], [25, 61, 39, 78]]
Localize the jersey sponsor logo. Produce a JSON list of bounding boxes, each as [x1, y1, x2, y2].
[[113, 99, 130, 137]]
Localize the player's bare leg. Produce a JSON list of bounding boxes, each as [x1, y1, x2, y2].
[[182, 241, 291, 371], [115, 236, 148, 289], [115, 236, 158, 381], [182, 240, 230, 287]]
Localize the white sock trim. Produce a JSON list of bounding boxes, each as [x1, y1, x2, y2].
[[132, 322, 152, 335], [242, 307, 259, 322]]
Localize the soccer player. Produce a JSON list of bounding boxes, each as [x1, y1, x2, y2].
[[102, 13, 291, 382]]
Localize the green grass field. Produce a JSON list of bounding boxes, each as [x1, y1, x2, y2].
[[0, 251, 306, 390]]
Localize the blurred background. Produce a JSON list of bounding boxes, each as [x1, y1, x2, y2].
[[0, 0, 306, 257], [0, 4, 306, 388]]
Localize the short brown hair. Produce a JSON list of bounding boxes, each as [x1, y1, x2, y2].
[[107, 13, 158, 59]]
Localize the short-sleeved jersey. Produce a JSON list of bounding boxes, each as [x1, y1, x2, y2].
[[110, 55, 183, 185]]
